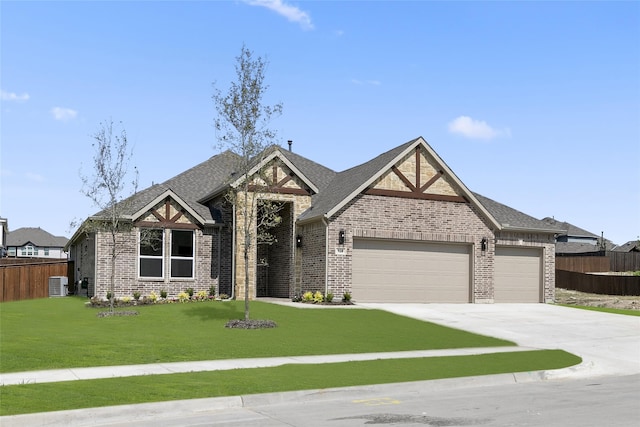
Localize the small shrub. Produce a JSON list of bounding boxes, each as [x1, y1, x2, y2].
[[177, 291, 190, 303], [302, 291, 314, 302], [326, 292, 334, 303], [106, 291, 113, 301], [121, 296, 132, 304], [291, 293, 302, 302], [148, 291, 158, 303], [196, 290, 207, 300], [313, 291, 324, 303], [185, 288, 194, 297], [218, 293, 229, 300], [160, 289, 168, 299], [633, 271, 640, 277], [342, 292, 352, 303], [133, 291, 141, 301], [208, 285, 216, 297]]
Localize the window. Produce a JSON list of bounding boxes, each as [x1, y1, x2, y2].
[[139, 229, 164, 278], [21, 245, 36, 256], [44, 248, 50, 256], [170, 230, 194, 278]]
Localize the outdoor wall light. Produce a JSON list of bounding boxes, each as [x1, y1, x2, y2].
[[338, 230, 345, 245], [296, 235, 302, 248], [481, 237, 488, 252]]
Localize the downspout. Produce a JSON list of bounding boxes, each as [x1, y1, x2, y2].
[[322, 217, 329, 296], [217, 226, 221, 297], [229, 203, 236, 300]]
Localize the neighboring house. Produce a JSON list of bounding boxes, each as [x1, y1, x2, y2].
[[0, 218, 8, 257], [67, 137, 560, 303], [540, 217, 615, 255], [612, 241, 640, 252], [6, 227, 69, 259]]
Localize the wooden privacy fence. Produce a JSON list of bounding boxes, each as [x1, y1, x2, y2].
[[556, 253, 640, 273], [556, 270, 640, 296], [0, 260, 74, 302], [555, 257, 609, 273], [609, 252, 640, 272]]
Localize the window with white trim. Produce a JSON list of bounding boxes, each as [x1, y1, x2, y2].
[[170, 230, 194, 278], [139, 229, 164, 278], [21, 245, 36, 256]]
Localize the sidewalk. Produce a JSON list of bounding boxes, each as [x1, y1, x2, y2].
[[0, 346, 535, 386]]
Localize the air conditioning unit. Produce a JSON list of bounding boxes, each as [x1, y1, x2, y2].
[[49, 276, 68, 297]]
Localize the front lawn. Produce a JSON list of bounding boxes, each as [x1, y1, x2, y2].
[[0, 350, 580, 416], [1, 297, 514, 373]]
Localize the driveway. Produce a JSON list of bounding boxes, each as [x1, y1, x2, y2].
[[360, 303, 640, 378]]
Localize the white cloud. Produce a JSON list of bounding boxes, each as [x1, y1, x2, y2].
[[448, 116, 511, 140], [1, 90, 30, 102], [244, 0, 313, 30], [351, 79, 381, 86], [51, 107, 78, 121]]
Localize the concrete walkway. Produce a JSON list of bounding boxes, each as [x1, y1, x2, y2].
[[0, 346, 534, 386]]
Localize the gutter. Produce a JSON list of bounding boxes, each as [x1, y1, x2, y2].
[[321, 217, 329, 296], [500, 225, 567, 235]]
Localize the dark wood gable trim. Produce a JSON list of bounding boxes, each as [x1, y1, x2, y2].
[[247, 162, 312, 196], [135, 197, 199, 229], [364, 146, 466, 203]]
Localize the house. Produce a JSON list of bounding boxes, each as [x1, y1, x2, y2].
[[6, 227, 69, 259], [540, 217, 615, 255], [67, 137, 560, 303], [612, 241, 640, 252]]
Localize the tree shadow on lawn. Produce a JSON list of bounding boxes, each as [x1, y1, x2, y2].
[[180, 301, 242, 322]]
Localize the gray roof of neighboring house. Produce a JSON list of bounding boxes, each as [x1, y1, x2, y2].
[[7, 227, 68, 248], [540, 217, 599, 238], [612, 240, 640, 252], [555, 242, 604, 254]]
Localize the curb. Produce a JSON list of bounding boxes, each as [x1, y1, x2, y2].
[[0, 368, 582, 427]]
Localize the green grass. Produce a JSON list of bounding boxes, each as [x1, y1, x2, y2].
[[0, 297, 514, 373], [0, 350, 580, 416], [559, 304, 640, 317]]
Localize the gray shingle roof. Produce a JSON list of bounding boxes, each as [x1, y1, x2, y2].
[[298, 138, 418, 221], [540, 217, 598, 238], [83, 137, 557, 235], [7, 227, 68, 247], [473, 193, 562, 233], [612, 240, 640, 252]]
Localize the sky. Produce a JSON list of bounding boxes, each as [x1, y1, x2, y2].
[[1, 0, 639, 246]]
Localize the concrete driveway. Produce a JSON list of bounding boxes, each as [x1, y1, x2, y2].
[[360, 303, 640, 378]]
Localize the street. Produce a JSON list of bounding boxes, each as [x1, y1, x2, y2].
[[105, 374, 639, 426]]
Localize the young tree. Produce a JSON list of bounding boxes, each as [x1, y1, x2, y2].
[[78, 119, 138, 314], [213, 45, 283, 323]]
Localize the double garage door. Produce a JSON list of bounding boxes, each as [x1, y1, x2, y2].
[[352, 239, 471, 303], [352, 239, 542, 303]]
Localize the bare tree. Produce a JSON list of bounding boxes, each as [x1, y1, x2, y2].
[[213, 45, 283, 323], [78, 119, 138, 313]]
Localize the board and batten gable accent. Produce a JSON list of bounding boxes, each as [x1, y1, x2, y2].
[[367, 146, 464, 201]]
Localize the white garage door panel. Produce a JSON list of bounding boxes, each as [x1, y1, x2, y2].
[[494, 247, 542, 303], [352, 239, 470, 303]]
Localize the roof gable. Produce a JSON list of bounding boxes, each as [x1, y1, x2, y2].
[[299, 137, 501, 230]]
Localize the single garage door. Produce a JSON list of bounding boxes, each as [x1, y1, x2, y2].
[[494, 247, 542, 303], [352, 239, 471, 303]]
